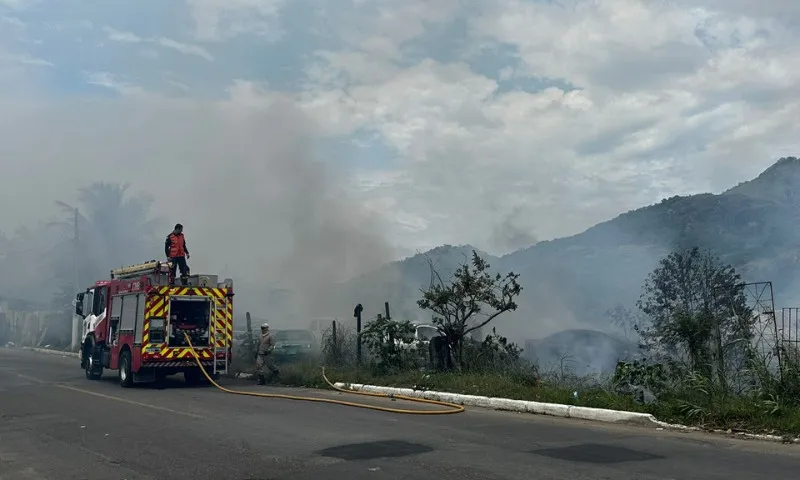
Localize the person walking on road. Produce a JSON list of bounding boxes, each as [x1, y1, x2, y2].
[[254, 323, 280, 385], [165, 223, 190, 285]]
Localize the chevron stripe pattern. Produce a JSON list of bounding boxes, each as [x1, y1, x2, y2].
[[140, 286, 232, 359], [142, 361, 214, 368], [155, 286, 228, 297]]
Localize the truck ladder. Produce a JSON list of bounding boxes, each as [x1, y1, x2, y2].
[[212, 300, 229, 376], [213, 345, 229, 375], [111, 260, 161, 280]]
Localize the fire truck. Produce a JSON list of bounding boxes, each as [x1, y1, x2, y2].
[[76, 260, 234, 387]]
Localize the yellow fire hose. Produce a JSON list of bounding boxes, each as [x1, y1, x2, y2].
[[183, 333, 465, 415]]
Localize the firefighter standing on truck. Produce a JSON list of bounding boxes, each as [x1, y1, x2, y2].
[[165, 223, 190, 285], [254, 323, 280, 385]]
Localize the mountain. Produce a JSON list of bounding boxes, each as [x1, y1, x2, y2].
[[325, 157, 800, 346]]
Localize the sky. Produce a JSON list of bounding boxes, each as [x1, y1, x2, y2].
[[0, 0, 799, 264]]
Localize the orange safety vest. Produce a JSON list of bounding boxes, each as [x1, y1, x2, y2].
[[168, 233, 186, 257]]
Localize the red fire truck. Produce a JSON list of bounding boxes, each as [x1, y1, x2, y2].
[[76, 260, 234, 387]]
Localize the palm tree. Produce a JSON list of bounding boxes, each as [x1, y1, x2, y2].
[[49, 182, 162, 290], [75, 182, 162, 269]]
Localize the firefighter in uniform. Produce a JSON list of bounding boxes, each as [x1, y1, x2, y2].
[[254, 323, 279, 385], [165, 223, 190, 285]]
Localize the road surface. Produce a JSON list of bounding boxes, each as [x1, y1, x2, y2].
[[1, 347, 799, 480]]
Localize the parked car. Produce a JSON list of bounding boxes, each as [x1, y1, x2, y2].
[[394, 324, 441, 350], [273, 329, 316, 360]]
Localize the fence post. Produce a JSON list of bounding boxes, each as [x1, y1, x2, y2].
[[245, 312, 253, 343], [354, 304, 363, 366], [331, 320, 338, 362]]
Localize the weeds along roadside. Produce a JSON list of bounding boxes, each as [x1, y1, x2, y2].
[[231, 321, 800, 436]]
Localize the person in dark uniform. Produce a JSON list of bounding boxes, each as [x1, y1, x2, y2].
[[165, 223, 190, 285], [254, 323, 280, 385]]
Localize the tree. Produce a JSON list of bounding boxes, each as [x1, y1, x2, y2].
[[49, 182, 161, 288], [636, 247, 751, 391], [417, 250, 522, 370], [604, 303, 643, 343]]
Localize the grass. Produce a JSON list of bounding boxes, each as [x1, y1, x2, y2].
[[230, 358, 800, 436]]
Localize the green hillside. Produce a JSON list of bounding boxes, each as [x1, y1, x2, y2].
[[330, 157, 800, 340]]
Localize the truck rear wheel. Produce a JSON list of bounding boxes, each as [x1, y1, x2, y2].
[[119, 350, 133, 388], [184, 368, 209, 386]]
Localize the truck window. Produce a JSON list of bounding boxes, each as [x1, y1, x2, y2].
[[75, 292, 85, 316], [110, 295, 123, 345], [134, 294, 146, 344], [82, 289, 94, 317], [120, 295, 137, 331], [93, 287, 107, 316]]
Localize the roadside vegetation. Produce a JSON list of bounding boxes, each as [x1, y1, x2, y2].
[[233, 247, 800, 436]]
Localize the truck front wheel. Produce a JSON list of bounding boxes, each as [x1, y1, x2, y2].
[[84, 338, 102, 380], [119, 350, 133, 388]]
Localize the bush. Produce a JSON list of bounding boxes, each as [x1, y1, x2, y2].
[[320, 321, 358, 367], [359, 316, 421, 374]]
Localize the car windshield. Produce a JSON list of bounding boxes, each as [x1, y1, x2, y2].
[[274, 330, 313, 342]]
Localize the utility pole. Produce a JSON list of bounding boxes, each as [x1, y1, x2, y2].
[[49, 201, 83, 351], [70, 207, 80, 351], [73, 207, 79, 291]]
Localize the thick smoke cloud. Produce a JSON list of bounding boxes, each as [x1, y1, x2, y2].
[[0, 93, 399, 325]]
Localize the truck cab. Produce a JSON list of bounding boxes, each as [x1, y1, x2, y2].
[[76, 281, 110, 348]]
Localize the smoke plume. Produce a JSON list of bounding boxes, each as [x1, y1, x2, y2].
[[0, 93, 399, 325]]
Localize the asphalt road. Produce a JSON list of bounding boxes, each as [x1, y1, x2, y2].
[[1, 348, 799, 480]]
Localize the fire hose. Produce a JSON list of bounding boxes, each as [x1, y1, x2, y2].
[[183, 332, 465, 415]]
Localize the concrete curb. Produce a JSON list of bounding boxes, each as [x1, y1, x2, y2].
[[24, 347, 80, 358], [333, 382, 658, 426]]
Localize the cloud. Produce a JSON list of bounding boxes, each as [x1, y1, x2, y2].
[[154, 37, 213, 61], [84, 71, 142, 95], [0, 0, 798, 268], [102, 26, 142, 43], [0, 52, 51, 67], [186, 0, 286, 42], [0, 0, 33, 10]]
